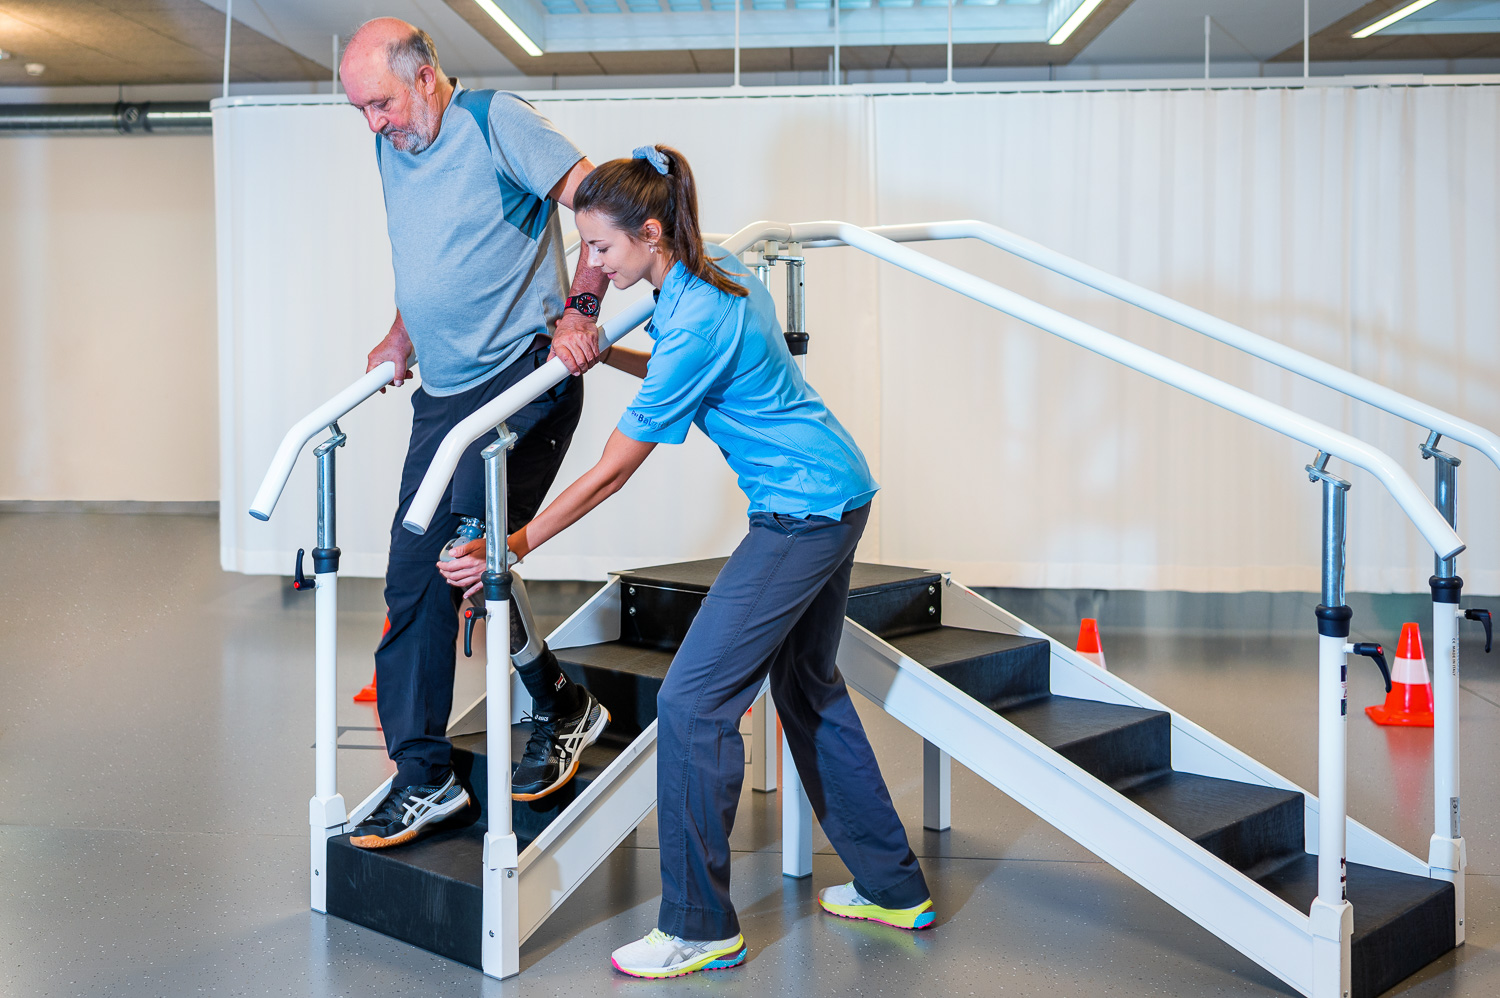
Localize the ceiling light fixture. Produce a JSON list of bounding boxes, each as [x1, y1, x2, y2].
[[1049, 0, 1108, 46], [473, 0, 543, 57], [1352, 0, 1440, 39], [25, 62, 44, 76]]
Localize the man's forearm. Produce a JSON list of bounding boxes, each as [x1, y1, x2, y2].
[[568, 251, 609, 301]]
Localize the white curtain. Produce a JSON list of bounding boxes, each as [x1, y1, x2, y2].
[[216, 84, 1500, 593]]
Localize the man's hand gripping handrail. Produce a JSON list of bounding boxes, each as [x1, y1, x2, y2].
[[402, 296, 657, 535], [249, 359, 411, 521], [727, 219, 1464, 561]]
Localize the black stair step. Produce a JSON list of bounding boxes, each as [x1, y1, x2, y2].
[[886, 626, 1051, 708], [998, 696, 1172, 788], [327, 825, 485, 968], [327, 725, 631, 972], [450, 727, 625, 837], [1119, 771, 1304, 876], [1255, 856, 1455, 998], [616, 559, 943, 650], [555, 641, 676, 740]]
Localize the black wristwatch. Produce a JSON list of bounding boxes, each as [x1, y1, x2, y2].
[[565, 293, 600, 318]]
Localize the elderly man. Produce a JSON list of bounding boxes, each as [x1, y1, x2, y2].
[[338, 18, 610, 849]]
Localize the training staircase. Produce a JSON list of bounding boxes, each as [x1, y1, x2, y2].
[[249, 215, 1497, 997], [324, 558, 1455, 997]]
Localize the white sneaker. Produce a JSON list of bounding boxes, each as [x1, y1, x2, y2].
[[818, 881, 936, 929], [610, 928, 747, 978]]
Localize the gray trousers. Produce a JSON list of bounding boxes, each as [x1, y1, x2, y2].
[[655, 504, 930, 939]]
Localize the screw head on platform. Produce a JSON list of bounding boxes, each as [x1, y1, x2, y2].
[[628, 606, 636, 615]]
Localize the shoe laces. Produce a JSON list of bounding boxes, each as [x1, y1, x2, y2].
[[519, 713, 563, 767], [368, 786, 418, 824], [644, 928, 675, 946]]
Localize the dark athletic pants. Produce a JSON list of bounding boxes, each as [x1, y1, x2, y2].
[[656, 504, 930, 939], [376, 337, 583, 789]]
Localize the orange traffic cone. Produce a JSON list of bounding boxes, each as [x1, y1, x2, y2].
[[1076, 618, 1107, 670], [1366, 623, 1434, 727], [353, 615, 390, 703]]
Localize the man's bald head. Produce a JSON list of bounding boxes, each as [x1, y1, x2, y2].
[[342, 18, 445, 89], [341, 18, 452, 155]]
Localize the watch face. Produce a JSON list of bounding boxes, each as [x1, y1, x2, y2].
[[568, 293, 600, 317]]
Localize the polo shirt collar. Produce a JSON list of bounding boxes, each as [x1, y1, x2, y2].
[[651, 260, 691, 329]]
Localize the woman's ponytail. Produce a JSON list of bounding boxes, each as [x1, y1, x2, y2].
[[573, 144, 747, 299]]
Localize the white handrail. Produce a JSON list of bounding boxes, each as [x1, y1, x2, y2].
[[402, 295, 657, 534], [249, 359, 406, 520], [840, 220, 1500, 478], [406, 218, 1462, 561], [726, 219, 1464, 560]]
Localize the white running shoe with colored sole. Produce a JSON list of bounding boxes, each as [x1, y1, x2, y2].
[[818, 882, 936, 929], [610, 929, 747, 978]]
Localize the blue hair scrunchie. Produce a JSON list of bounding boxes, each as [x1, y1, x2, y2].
[[632, 145, 669, 176]]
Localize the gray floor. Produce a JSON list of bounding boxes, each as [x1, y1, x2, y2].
[[3, 511, 1499, 997]]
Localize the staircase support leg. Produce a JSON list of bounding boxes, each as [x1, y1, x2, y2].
[[310, 428, 347, 913], [1425, 436, 1466, 945], [780, 713, 814, 878], [1309, 457, 1353, 996], [1309, 897, 1353, 998], [480, 427, 521, 980], [751, 691, 778, 793], [922, 740, 951, 832]]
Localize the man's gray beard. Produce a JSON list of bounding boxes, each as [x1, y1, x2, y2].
[[385, 94, 437, 153]]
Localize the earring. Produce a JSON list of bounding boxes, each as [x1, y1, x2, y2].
[[650, 244, 658, 253]]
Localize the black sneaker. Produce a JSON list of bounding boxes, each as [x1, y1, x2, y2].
[[513, 691, 611, 801], [348, 772, 471, 849]]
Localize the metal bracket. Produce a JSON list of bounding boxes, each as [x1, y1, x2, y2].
[[1420, 430, 1462, 468], [313, 421, 347, 457], [1306, 451, 1350, 491]]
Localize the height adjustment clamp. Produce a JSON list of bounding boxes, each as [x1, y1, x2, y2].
[[1350, 642, 1392, 693], [292, 548, 315, 592], [1464, 609, 1493, 653], [463, 602, 485, 658]]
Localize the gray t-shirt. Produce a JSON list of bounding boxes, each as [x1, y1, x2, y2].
[[376, 86, 584, 396]]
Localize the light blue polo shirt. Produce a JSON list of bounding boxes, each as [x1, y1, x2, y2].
[[619, 247, 878, 519], [376, 85, 584, 396]]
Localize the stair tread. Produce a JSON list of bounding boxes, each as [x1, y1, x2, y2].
[[616, 558, 939, 595], [1122, 771, 1303, 841], [999, 695, 1167, 745], [1257, 856, 1454, 941], [329, 822, 488, 889], [886, 626, 1049, 667], [452, 726, 626, 784], [555, 640, 675, 680]]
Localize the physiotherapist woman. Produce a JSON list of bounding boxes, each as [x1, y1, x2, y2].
[[439, 144, 934, 979]]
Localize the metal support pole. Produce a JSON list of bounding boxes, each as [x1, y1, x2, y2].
[[750, 691, 778, 792], [222, 0, 233, 99], [1204, 15, 1211, 81], [1303, 0, 1310, 79], [784, 249, 808, 372], [946, 0, 954, 84], [923, 739, 952, 831], [1307, 453, 1353, 998], [481, 424, 520, 980], [309, 423, 347, 914], [833, 0, 840, 85], [1423, 432, 1466, 944], [780, 707, 813, 878]]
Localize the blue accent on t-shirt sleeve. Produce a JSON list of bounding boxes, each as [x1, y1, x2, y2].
[[452, 88, 493, 145]]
